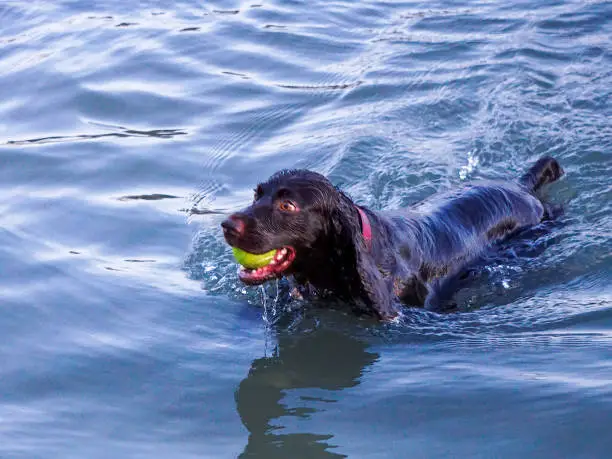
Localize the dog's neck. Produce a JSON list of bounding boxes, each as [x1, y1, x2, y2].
[[290, 199, 375, 304]]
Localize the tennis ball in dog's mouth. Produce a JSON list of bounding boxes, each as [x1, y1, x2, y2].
[[232, 247, 276, 269]]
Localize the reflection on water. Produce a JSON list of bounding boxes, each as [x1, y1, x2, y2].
[[236, 327, 378, 458]]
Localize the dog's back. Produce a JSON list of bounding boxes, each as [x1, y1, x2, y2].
[[382, 156, 564, 311]]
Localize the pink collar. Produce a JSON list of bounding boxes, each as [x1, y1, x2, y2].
[[356, 206, 372, 251]]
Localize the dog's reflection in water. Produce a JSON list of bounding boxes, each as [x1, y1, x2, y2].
[[235, 322, 379, 458]]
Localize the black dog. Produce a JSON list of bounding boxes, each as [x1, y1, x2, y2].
[[222, 156, 563, 320]]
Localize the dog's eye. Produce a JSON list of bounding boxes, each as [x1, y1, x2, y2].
[[278, 200, 298, 212]]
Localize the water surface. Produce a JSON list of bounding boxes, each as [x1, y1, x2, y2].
[[1, 0, 611, 458]]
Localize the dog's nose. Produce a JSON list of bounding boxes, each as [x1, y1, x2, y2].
[[221, 215, 246, 237]]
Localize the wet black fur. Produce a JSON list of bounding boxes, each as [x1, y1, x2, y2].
[[223, 156, 564, 319]]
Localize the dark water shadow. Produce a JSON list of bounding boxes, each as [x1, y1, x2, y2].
[[235, 326, 379, 458], [117, 193, 180, 201], [4, 127, 186, 146]]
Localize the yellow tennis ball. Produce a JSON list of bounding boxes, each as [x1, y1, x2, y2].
[[232, 247, 276, 269]]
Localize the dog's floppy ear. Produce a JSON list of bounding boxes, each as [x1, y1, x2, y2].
[[330, 194, 396, 320]]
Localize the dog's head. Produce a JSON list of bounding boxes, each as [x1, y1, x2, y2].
[[221, 169, 396, 319], [221, 169, 341, 285]]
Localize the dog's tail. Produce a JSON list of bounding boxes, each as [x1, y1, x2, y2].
[[519, 156, 564, 193]]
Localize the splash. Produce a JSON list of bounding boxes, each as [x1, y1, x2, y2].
[[459, 150, 480, 180]]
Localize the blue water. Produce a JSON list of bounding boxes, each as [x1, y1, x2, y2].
[[1, 0, 611, 457]]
